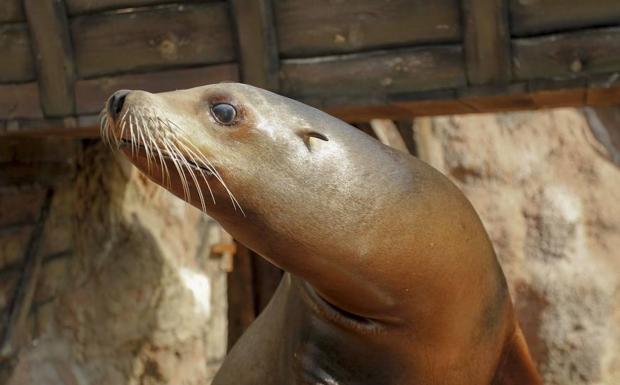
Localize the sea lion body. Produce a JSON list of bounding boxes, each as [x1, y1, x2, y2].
[[101, 83, 542, 385]]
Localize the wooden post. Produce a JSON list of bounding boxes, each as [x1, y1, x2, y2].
[[0, 189, 53, 358], [24, 0, 75, 117], [230, 0, 280, 90], [370, 119, 409, 153], [462, 0, 512, 85]]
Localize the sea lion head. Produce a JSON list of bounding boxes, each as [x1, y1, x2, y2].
[[100, 83, 403, 261]]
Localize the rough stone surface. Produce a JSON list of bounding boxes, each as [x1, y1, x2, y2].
[[1, 141, 229, 385], [416, 108, 620, 385]]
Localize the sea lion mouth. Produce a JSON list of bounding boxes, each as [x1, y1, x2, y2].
[[99, 106, 244, 215]]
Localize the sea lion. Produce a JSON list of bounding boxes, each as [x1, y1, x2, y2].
[[100, 83, 542, 385]]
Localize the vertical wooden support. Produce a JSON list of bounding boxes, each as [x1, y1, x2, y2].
[[370, 119, 410, 154], [24, 0, 75, 117], [230, 0, 280, 90], [227, 243, 257, 351], [1, 189, 53, 358], [462, 0, 512, 85]]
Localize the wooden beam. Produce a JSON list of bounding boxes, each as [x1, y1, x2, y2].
[[513, 27, 620, 81], [0, 23, 35, 83], [370, 119, 409, 153], [510, 0, 620, 37], [462, 0, 512, 85], [275, 0, 461, 58], [227, 243, 256, 351], [71, 3, 235, 78], [4, 80, 620, 136], [280, 46, 466, 105], [0, 0, 25, 23], [24, 0, 75, 117], [0, 83, 43, 120], [231, 0, 279, 90], [0, 189, 53, 358]]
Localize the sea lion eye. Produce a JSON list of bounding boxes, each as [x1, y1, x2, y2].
[[211, 103, 237, 125]]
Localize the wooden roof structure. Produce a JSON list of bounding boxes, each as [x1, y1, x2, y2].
[[1, 0, 620, 136]]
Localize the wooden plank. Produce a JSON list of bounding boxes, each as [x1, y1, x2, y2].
[[251, 253, 282, 313], [0, 23, 35, 83], [75, 64, 239, 114], [71, 3, 236, 78], [370, 119, 409, 153], [280, 46, 466, 106], [227, 242, 256, 351], [25, 0, 76, 117], [231, 0, 279, 90], [513, 27, 620, 81], [395, 120, 417, 155], [274, 0, 461, 58], [0, 0, 25, 23], [462, 0, 511, 85], [459, 83, 537, 112], [0, 189, 53, 358], [0, 83, 43, 120], [587, 73, 620, 106], [65, 0, 208, 15], [510, 0, 620, 37]]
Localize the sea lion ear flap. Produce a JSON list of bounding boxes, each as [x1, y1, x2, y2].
[[298, 130, 329, 151], [492, 327, 543, 385]]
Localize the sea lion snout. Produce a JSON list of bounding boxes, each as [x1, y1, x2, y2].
[[107, 89, 131, 119]]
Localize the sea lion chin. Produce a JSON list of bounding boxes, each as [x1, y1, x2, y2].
[[101, 82, 542, 385]]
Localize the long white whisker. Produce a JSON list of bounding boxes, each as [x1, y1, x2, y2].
[[174, 138, 217, 205]]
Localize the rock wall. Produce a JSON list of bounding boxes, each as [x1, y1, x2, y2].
[[0, 139, 229, 385], [415, 108, 620, 385]]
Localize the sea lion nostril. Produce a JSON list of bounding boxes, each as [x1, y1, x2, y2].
[[108, 89, 131, 119]]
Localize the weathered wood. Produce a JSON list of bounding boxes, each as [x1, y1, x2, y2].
[[25, 0, 76, 117], [65, 0, 207, 15], [0, 23, 35, 83], [0, 0, 25, 23], [227, 242, 256, 351], [395, 120, 417, 155], [460, 84, 538, 112], [462, 0, 511, 85], [0, 83, 43, 120], [513, 27, 620, 81], [71, 3, 236, 78], [251, 254, 282, 313], [275, 0, 461, 58], [75, 64, 239, 114], [231, 0, 279, 90], [587, 73, 620, 106], [510, 0, 620, 37], [0, 189, 53, 358], [280, 46, 466, 106], [5, 82, 620, 136]]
